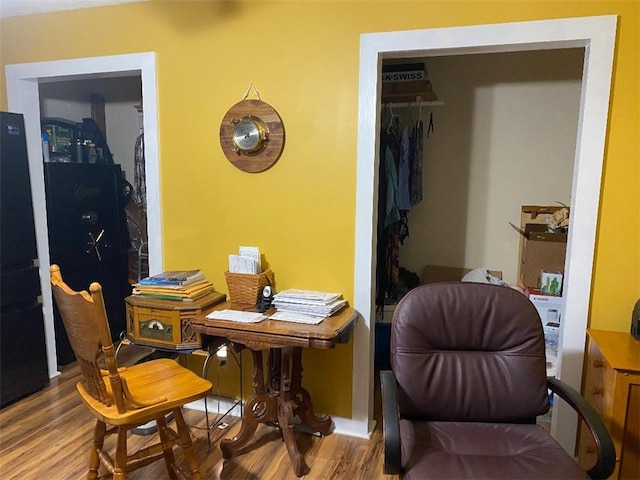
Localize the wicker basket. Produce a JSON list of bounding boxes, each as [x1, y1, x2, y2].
[[224, 269, 273, 305]]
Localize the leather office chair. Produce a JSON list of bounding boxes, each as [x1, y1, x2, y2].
[[50, 265, 212, 479], [380, 282, 615, 479]]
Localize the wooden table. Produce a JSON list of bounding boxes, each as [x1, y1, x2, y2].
[[192, 302, 358, 477]]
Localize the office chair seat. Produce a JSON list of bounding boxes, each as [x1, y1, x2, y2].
[[399, 420, 589, 479]]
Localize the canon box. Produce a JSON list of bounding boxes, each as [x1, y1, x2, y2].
[[527, 290, 562, 344]]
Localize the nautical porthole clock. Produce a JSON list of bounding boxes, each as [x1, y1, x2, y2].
[[220, 84, 285, 173]]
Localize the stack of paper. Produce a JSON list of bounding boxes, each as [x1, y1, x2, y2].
[[272, 289, 346, 318], [228, 246, 262, 274], [133, 270, 215, 301], [206, 309, 266, 323]]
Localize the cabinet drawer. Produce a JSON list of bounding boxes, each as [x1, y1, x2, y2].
[[583, 341, 615, 416], [620, 384, 640, 479]]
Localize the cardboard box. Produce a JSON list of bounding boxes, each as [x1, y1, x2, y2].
[[514, 206, 569, 289], [520, 205, 568, 227], [380, 304, 396, 323], [381, 63, 438, 102], [42, 118, 76, 155], [518, 224, 567, 289]]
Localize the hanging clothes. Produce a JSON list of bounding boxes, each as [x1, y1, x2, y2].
[[384, 143, 400, 228], [377, 125, 402, 307], [396, 126, 412, 211], [410, 117, 424, 207], [133, 131, 146, 214], [376, 103, 429, 307]]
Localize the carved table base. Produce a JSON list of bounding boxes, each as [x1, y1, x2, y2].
[[220, 346, 331, 477]]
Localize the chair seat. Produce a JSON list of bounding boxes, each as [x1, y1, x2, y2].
[[78, 358, 212, 425], [400, 420, 589, 480]]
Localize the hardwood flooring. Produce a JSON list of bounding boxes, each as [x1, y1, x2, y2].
[[0, 354, 397, 479]]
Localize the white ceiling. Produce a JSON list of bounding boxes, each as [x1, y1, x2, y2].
[[0, 0, 148, 19]]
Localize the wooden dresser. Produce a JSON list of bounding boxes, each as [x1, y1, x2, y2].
[[578, 329, 640, 479]]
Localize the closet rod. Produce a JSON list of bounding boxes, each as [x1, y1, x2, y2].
[[383, 100, 444, 108]]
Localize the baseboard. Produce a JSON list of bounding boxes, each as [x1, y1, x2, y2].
[[184, 397, 373, 439], [185, 396, 243, 419]]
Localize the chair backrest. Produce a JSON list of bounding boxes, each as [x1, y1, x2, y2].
[[50, 264, 127, 413], [391, 282, 549, 423]]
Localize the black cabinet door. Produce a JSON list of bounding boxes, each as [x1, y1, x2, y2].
[[0, 112, 37, 268], [0, 304, 49, 407], [44, 163, 131, 365], [0, 112, 49, 407]]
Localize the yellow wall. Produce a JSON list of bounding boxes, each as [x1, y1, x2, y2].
[[1, 1, 638, 419]]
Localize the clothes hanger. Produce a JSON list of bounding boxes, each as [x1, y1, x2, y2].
[[387, 104, 401, 135]]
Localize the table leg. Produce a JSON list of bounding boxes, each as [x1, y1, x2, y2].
[[290, 347, 332, 435], [221, 346, 330, 477], [278, 346, 305, 476], [220, 349, 275, 459]]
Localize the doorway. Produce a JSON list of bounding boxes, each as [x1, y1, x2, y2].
[[5, 52, 163, 377], [39, 75, 145, 365], [353, 16, 617, 455], [373, 48, 582, 379]]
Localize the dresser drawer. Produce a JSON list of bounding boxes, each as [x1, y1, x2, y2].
[[583, 340, 615, 416], [579, 330, 640, 479]]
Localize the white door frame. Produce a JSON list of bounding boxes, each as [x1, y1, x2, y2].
[[5, 52, 163, 378], [353, 16, 617, 454]]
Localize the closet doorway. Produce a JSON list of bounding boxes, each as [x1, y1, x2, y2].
[[353, 16, 616, 454], [378, 51, 581, 291], [39, 75, 146, 366], [5, 52, 163, 377]]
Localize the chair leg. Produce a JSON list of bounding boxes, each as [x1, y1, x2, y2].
[[114, 426, 128, 480], [88, 420, 106, 480], [173, 407, 202, 480], [157, 414, 178, 480]]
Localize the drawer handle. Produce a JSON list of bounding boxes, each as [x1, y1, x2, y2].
[[591, 386, 604, 396], [592, 359, 605, 368]]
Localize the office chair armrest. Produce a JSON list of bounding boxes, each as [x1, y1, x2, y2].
[[380, 369, 402, 474], [547, 376, 616, 480]]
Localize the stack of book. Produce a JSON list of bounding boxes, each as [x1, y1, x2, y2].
[[271, 289, 347, 318], [133, 270, 214, 301]]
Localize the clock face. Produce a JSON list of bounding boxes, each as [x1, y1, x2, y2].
[[220, 99, 285, 173], [232, 116, 267, 154]]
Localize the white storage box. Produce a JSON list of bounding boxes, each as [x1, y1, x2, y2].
[[527, 291, 562, 376]]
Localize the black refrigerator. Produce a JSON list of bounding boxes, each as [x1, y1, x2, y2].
[[0, 112, 49, 407], [44, 162, 131, 365]]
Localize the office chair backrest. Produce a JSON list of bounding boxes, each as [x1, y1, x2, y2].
[[391, 282, 549, 422], [50, 264, 125, 412]]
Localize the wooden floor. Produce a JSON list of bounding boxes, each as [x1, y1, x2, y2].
[[0, 353, 397, 480]]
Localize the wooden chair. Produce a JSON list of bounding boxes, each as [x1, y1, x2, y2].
[[50, 265, 212, 479]]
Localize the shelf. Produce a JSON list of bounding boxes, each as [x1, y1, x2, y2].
[[382, 94, 443, 108], [385, 99, 444, 108]]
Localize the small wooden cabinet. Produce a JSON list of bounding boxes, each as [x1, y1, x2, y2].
[[126, 292, 225, 350], [578, 329, 640, 479]]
